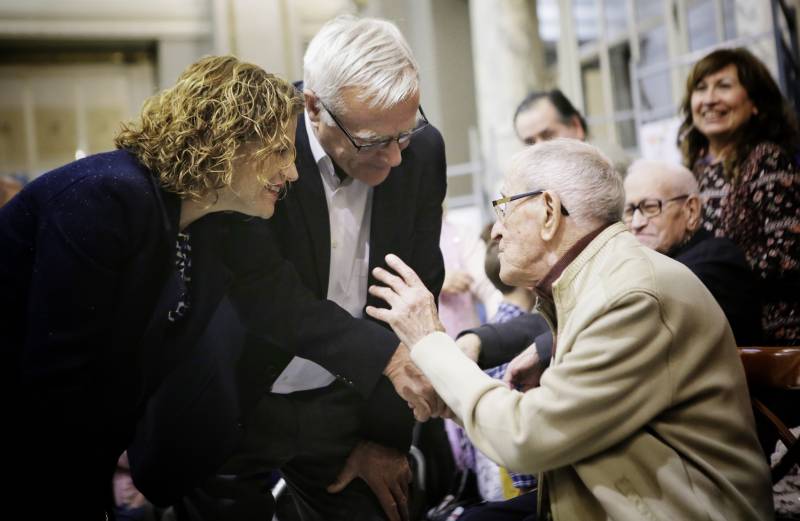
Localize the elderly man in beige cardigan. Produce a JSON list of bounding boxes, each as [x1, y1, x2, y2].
[[366, 139, 773, 520]]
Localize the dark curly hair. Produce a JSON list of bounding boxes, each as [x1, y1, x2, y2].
[[678, 47, 799, 181], [115, 55, 303, 200]]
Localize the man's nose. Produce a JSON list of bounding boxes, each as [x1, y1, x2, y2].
[[629, 208, 649, 229], [382, 140, 404, 168], [490, 220, 504, 241]]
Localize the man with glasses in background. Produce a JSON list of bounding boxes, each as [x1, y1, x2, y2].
[[623, 159, 762, 344], [138, 15, 448, 521]]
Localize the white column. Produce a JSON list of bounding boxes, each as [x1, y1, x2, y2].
[[157, 38, 211, 89], [469, 0, 546, 192]]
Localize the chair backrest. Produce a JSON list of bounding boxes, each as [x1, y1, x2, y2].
[[738, 346, 800, 483]]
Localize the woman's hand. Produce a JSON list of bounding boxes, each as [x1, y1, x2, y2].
[[366, 254, 445, 349]]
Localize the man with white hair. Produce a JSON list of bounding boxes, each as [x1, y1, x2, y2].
[[139, 15, 447, 521], [624, 159, 762, 344], [365, 139, 773, 520]]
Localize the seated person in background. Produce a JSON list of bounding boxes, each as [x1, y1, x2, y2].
[[624, 159, 763, 345], [679, 47, 799, 345], [366, 139, 773, 520]]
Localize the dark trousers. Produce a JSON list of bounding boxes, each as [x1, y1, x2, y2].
[[177, 382, 386, 521], [460, 492, 537, 521]]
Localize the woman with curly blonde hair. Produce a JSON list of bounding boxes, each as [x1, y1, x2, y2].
[[0, 55, 303, 517]]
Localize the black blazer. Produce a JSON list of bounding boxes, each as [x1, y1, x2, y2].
[[670, 228, 763, 345], [129, 116, 448, 504], [1, 150, 204, 515]]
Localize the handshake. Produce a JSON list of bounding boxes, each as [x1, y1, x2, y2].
[[371, 254, 544, 421], [383, 343, 450, 421]]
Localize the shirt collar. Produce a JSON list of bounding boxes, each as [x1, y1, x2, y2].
[[534, 223, 612, 301], [305, 110, 349, 186]]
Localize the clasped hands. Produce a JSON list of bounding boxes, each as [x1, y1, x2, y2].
[[371, 254, 545, 411], [369, 254, 450, 421]]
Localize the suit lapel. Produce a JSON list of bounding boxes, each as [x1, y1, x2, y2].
[[368, 166, 405, 308], [293, 115, 332, 292]]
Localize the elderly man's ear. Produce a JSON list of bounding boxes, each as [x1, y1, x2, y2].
[[304, 89, 322, 122], [685, 195, 702, 232], [540, 191, 563, 241]]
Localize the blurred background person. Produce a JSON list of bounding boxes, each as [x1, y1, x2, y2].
[[679, 47, 800, 345], [439, 216, 502, 338], [513, 89, 631, 175]]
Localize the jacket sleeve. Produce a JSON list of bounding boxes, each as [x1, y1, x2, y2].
[[683, 239, 764, 345], [401, 125, 447, 304], [411, 291, 673, 474], [5, 174, 148, 397], [224, 218, 398, 398], [740, 145, 800, 285], [460, 313, 552, 368]]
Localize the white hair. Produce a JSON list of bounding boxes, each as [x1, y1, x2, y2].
[[626, 159, 699, 196], [303, 15, 419, 123], [512, 138, 625, 227]]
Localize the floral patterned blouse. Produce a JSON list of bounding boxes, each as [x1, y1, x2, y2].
[[693, 142, 800, 345]]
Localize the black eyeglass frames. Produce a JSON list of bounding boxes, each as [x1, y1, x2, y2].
[[318, 99, 429, 153], [491, 190, 570, 221]]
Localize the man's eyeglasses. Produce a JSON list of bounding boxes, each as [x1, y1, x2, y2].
[[491, 190, 570, 222], [319, 100, 429, 153], [622, 195, 689, 222]]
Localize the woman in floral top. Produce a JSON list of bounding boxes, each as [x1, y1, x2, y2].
[[679, 47, 800, 345]]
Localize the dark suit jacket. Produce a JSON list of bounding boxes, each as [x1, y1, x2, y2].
[[669, 228, 763, 345], [129, 115, 448, 504], [1, 150, 201, 515], [466, 228, 763, 367], [267, 114, 448, 390]]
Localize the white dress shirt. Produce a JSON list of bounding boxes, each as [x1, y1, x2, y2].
[[271, 111, 373, 394]]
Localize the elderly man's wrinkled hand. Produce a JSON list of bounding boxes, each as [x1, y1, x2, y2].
[[366, 254, 445, 348], [327, 441, 412, 521], [503, 343, 544, 392], [383, 344, 447, 421]]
